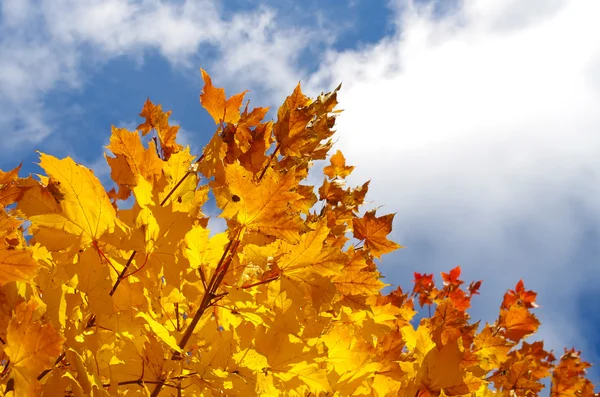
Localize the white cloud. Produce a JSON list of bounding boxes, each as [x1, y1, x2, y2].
[[306, 0, 600, 366], [0, 0, 322, 148], [210, 8, 319, 102]]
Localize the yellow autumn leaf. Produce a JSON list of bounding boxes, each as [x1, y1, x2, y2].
[[5, 298, 64, 397], [136, 311, 182, 353], [0, 247, 40, 286], [333, 269, 386, 296], [105, 126, 163, 188], [184, 225, 229, 279], [213, 161, 306, 243], [28, 154, 118, 246], [233, 348, 269, 371]]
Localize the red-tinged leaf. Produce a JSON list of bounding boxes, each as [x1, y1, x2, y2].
[[442, 266, 463, 286]]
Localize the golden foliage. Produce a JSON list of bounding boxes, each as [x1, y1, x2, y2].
[[0, 70, 596, 397]]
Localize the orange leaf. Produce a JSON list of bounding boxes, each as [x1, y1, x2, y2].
[[323, 150, 355, 179], [200, 69, 247, 125], [498, 305, 540, 342], [136, 99, 183, 159], [213, 162, 307, 243], [551, 349, 597, 397], [0, 164, 21, 184], [441, 266, 462, 286], [353, 210, 402, 258], [502, 279, 538, 309]]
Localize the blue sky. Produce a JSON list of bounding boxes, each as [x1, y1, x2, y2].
[[2, 0, 600, 387]]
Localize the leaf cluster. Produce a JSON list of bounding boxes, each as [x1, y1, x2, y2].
[[0, 70, 597, 396]]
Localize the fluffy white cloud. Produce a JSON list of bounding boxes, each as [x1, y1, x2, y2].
[[307, 0, 600, 366], [0, 0, 320, 146]]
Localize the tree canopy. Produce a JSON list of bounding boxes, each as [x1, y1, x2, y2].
[[0, 70, 597, 396]]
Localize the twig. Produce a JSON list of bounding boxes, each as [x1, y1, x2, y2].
[[160, 153, 205, 207], [149, 229, 242, 397], [160, 171, 191, 206], [109, 250, 137, 296], [258, 143, 280, 182], [37, 352, 66, 381], [240, 275, 280, 290]]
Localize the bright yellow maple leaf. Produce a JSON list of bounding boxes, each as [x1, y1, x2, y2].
[[0, 247, 39, 286], [333, 269, 386, 297], [159, 147, 198, 210], [5, 298, 64, 397], [184, 225, 229, 279], [26, 154, 119, 246], [105, 126, 163, 188]]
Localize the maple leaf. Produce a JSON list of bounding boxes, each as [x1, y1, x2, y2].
[[200, 69, 247, 125], [489, 341, 554, 395], [498, 304, 540, 342], [413, 272, 436, 306], [136, 99, 183, 159], [0, 164, 30, 208], [0, 164, 22, 184], [502, 279, 539, 309], [323, 150, 355, 179], [333, 269, 386, 297], [5, 298, 64, 397], [353, 210, 402, 258], [184, 225, 229, 280], [441, 266, 463, 287], [213, 161, 307, 243], [0, 247, 39, 286], [24, 154, 119, 247], [105, 126, 163, 197], [415, 340, 483, 396], [472, 324, 513, 373], [273, 83, 313, 155], [551, 349, 597, 397]]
